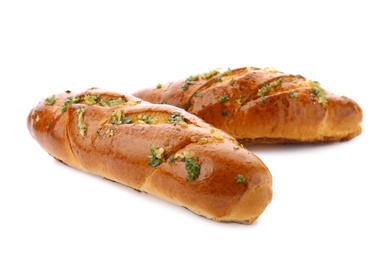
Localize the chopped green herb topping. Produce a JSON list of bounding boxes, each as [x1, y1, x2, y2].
[[221, 110, 228, 117], [219, 96, 229, 103], [83, 94, 99, 105], [156, 83, 162, 89], [247, 67, 261, 72], [194, 92, 203, 98], [181, 84, 190, 91], [257, 78, 283, 97], [215, 77, 223, 82], [182, 75, 199, 91], [186, 75, 199, 82], [98, 97, 126, 107], [45, 95, 56, 106], [86, 94, 127, 106], [182, 157, 201, 182], [289, 91, 298, 99], [161, 100, 167, 104], [76, 107, 87, 136], [308, 80, 321, 88], [60, 95, 127, 112], [168, 112, 186, 125], [60, 96, 81, 112], [96, 126, 102, 135], [203, 69, 220, 79], [148, 145, 165, 167], [229, 78, 235, 85], [262, 96, 268, 102], [341, 95, 348, 99], [235, 174, 246, 183], [137, 114, 157, 124], [111, 109, 132, 125], [309, 81, 327, 106], [223, 68, 232, 75], [168, 156, 176, 163], [311, 87, 327, 106]]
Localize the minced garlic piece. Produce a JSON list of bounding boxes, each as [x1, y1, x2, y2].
[[173, 150, 195, 160], [202, 68, 221, 79], [307, 80, 321, 88], [148, 145, 165, 167], [83, 94, 99, 105], [106, 128, 114, 137], [76, 107, 87, 136], [137, 114, 157, 124], [198, 136, 214, 144], [154, 147, 165, 159], [183, 150, 194, 159], [268, 78, 283, 90], [111, 109, 132, 125], [257, 78, 283, 97], [263, 67, 279, 73], [190, 136, 214, 144], [127, 100, 141, 106], [307, 80, 327, 106], [211, 128, 224, 141]]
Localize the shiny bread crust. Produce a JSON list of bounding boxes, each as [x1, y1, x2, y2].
[[27, 88, 272, 224], [133, 67, 363, 144]]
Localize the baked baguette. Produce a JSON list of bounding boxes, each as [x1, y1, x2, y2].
[[133, 67, 363, 144], [27, 88, 272, 224]]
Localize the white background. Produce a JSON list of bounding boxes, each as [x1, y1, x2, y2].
[[1, 0, 389, 259]]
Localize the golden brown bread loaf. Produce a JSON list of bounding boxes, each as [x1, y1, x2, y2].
[[27, 88, 272, 224], [133, 67, 363, 144]]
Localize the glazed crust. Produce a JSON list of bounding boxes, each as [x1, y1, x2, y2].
[[27, 88, 272, 224], [133, 67, 363, 144]]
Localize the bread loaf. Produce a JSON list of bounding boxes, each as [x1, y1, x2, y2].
[[27, 88, 272, 224], [133, 67, 363, 144]]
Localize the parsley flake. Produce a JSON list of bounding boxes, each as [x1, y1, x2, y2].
[[289, 91, 298, 99], [111, 109, 132, 125], [60, 96, 81, 112], [168, 112, 186, 125], [45, 95, 56, 106], [148, 145, 165, 167], [235, 174, 246, 183], [219, 96, 229, 103], [182, 157, 201, 182]]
